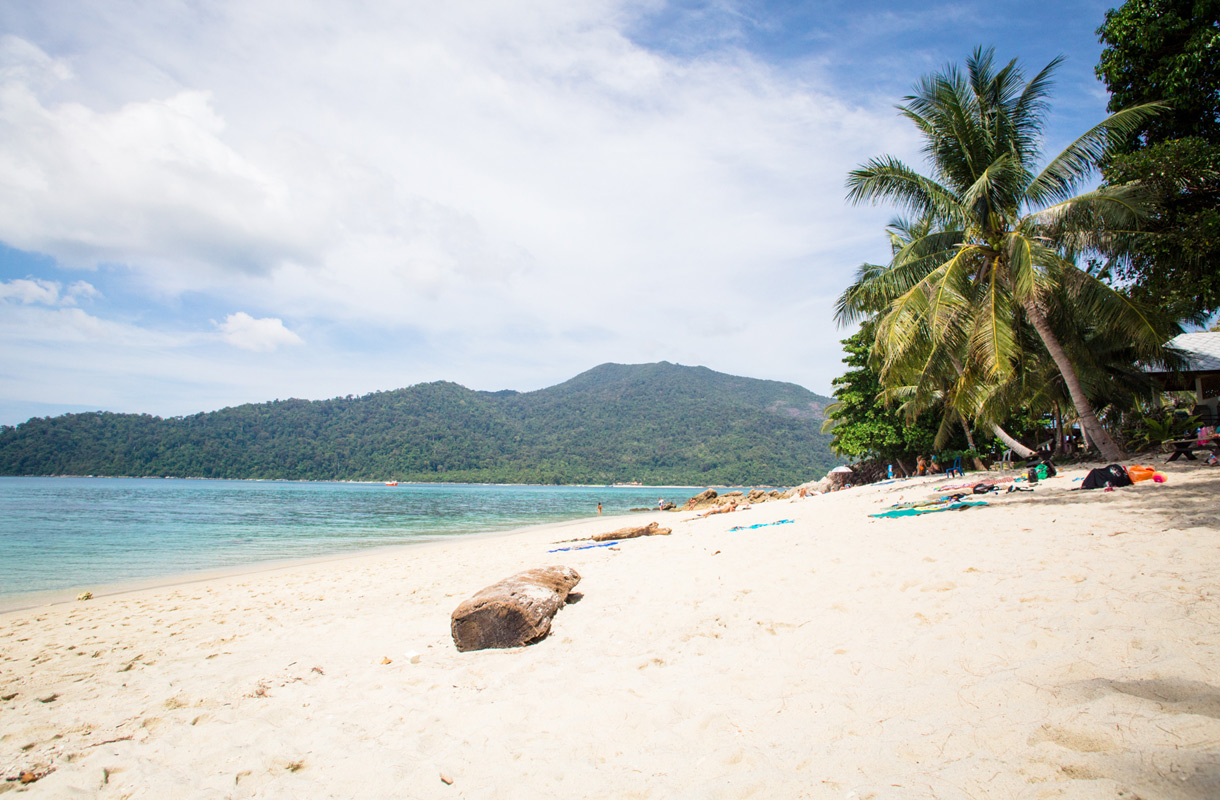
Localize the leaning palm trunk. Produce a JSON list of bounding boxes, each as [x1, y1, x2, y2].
[[945, 353, 1033, 461], [990, 422, 1037, 460], [1022, 299, 1125, 461]]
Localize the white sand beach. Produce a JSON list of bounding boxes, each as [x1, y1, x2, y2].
[[2, 463, 1218, 799]]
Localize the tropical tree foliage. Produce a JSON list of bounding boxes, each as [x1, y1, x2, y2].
[[841, 46, 1180, 461], [821, 325, 953, 469], [1096, 0, 1220, 147], [1096, 0, 1220, 320]]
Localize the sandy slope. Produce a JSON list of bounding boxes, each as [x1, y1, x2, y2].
[[1, 463, 1218, 799]]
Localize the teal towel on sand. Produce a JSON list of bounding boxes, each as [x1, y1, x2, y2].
[[869, 501, 988, 518], [729, 520, 794, 531]]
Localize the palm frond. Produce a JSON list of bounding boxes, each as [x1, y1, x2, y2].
[[966, 257, 1020, 380], [1058, 264, 1184, 363], [845, 156, 963, 222], [1023, 183, 1155, 255], [1026, 102, 1165, 205]]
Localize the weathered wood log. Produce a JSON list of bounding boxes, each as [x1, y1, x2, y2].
[[554, 521, 672, 544], [450, 566, 581, 652], [589, 521, 671, 542]]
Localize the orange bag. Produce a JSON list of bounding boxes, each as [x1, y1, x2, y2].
[[1127, 464, 1156, 483]]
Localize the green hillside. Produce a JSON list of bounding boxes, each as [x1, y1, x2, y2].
[[0, 362, 837, 485]]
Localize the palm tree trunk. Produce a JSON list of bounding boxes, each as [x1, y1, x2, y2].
[[1023, 299, 1125, 461], [958, 413, 988, 470], [944, 352, 1034, 461], [990, 422, 1037, 459], [1049, 400, 1058, 456]]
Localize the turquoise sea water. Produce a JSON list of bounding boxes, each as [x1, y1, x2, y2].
[[0, 478, 702, 605]]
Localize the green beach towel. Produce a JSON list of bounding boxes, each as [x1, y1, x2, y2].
[[869, 501, 988, 519]]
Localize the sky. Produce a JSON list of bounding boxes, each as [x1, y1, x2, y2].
[[0, 0, 1121, 426]]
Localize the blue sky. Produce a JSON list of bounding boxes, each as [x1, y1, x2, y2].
[[0, 0, 1120, 425]]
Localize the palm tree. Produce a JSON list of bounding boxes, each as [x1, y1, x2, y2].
[[837, 216, 1042, 461], [845, 47, 1172, 461]]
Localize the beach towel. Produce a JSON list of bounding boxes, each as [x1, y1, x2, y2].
[[547, 541, 620, 553], [884, 495, 967, 511], [933, 476, 1015, 492], [728, 520, 795, 531], [869, 501, 988, 518]]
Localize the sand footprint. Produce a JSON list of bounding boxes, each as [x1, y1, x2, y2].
[[1028, 722, 1120, 753]]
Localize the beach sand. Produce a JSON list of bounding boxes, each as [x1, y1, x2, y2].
[[2, 463, 1218, 798]]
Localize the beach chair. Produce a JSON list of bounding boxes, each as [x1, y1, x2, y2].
[[944, 456, 963, 478]]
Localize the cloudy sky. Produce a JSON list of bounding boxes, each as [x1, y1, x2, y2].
[[0, 0, 1118, 425]]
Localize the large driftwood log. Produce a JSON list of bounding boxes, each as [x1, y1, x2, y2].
[[556, 521, 672, 545], [450, 566, 581, 652], [589, 521, 671, 542]]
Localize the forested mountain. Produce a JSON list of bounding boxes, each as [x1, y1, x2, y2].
[[0, 362, 837, 485]]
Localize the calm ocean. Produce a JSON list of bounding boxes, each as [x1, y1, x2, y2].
[[0, 478, 702, 607]]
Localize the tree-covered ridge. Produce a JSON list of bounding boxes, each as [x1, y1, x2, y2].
[[0, 362, 837, 486]]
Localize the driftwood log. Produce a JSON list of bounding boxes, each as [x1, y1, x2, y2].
[[450, 566, 581, 652], [590, 521, 672, 541], [556, 521, 672, 544]]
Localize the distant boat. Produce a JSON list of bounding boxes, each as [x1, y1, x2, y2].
[[385, 481, 399, 486]]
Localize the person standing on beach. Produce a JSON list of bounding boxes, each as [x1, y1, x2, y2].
[[597, 502, 602, 515]]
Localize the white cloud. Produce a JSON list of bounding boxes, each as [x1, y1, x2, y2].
[[0, 1, 927, 422], [215, 312, 304, 352], [0, 278, 59, 304], [0, 277, 99, 305]]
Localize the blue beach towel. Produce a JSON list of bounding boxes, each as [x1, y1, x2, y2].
[[547, 541, 620, 553], [729, 519, 795, 531]]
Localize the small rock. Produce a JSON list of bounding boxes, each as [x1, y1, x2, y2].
[[380, 657, 392, 665], [77, 592, 93, 601], [440, 772, 454, 785]]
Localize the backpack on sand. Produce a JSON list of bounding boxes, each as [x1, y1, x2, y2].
[[1025, 459, 1056, 484], [1080, 464, 1132, 490]]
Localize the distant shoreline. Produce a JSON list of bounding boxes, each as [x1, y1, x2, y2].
[[0, 475, 743, 489]]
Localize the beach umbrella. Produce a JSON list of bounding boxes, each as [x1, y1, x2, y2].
[[830, 466, 853, 474]]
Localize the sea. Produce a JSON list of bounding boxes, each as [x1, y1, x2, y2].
[[0, 477, 704, 609]]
